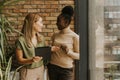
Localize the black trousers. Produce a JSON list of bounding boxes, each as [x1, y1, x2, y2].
[[47, 63, 73, 80]]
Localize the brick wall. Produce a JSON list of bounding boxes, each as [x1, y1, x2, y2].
[[2, 0, 75, 46]]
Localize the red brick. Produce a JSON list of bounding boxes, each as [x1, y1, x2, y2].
[[28, 9, 40, 12], [54, 29, 59, 33], [18, 17, 25, 21], [59, 1, 74, 4], [46, 25, 57, 28], [45, 37, 51, 40], [42, 32, 47, 36], [13, 9, 27, 13], [46, 17, 56, 20], [19, 9, 28, 13], [40, 13, 50, 17], [16, 1, 26, 4], [45, 1, 58, 4], [51, 13, 59, 16], [45, 9, 56, 13], [23, 5, 37, 9], [42, 29, 53, 32], [3, 6, 16, 9], [43, 21, 51, 25], [30, 1, 44, 4], [7, 17, 17, 21], [47, 32, 54, 37], [38, 5, 51, 8], [51, 21, 57, 24], [51, 5, 60, 8], [17, 25, 23, 29]]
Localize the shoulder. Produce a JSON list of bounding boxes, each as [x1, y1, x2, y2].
[[16, 36, 24, 41], [17, 36, 25, 42], [18, 36, 25, 40], [73, 33, 79, 39], [70, 31, 79, 40], [15, 36, 25, 47], [15, 36, 26, 44], [70, 30, 79, 37], [69, 31, 79, 45]]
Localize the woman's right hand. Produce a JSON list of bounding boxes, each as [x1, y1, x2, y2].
[[32, 56, 42, 62], [51, 46, 60, 52]]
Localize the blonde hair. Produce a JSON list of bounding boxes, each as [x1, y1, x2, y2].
[[21, 13, 42, 47]]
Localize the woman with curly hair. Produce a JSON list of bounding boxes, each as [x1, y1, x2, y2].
[[48, 6, 80, 80]]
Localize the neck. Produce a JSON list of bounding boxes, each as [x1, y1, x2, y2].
[[31, 32, 37, 47], [60, 26, 71, 34], [32, 31, 37, 38]]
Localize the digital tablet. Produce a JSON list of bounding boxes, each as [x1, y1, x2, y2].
[[35, 46, 51, 60]]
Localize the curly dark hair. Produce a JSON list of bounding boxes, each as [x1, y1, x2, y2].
[[58, 6, 74, 25], [62, 6, 74, 17]]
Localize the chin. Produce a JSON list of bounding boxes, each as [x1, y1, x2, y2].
[[58, 28, 64, 30]]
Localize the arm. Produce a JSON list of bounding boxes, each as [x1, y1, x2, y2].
[[16, 48, 33, 64], [51, 33, 60, 52], [67, 35, 80, 60], [16, 48, 42, 64]]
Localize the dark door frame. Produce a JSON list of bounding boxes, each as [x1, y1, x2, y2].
[[74, 0, 89, 80]]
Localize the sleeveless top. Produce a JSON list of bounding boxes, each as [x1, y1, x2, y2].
[[15, 35, 45, 69]]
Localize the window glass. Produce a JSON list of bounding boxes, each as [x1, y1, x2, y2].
[[89, 0, 120, 80]]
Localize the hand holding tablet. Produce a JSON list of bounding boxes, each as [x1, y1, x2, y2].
[[35, 46, 51, 61]]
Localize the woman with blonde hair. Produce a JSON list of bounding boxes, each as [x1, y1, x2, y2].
[[15, 13, 59, 80]]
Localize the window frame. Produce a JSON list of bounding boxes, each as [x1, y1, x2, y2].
[[74, 0, 89, 80]]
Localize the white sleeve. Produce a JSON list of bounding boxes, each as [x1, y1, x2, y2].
[[67, 35, 80, 60]]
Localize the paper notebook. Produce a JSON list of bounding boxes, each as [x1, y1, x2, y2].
[[35, 46, 51, 60]]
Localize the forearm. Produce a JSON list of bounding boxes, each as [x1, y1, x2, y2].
[[67, 50, 80, 60], [17, 58, 33, 64], [69, 35, 79, 60]]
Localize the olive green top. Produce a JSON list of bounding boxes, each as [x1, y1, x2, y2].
[[15, 35, 45, 69]]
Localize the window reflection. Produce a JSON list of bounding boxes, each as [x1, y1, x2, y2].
[[89, 0, 120, 80], [104, 0, 120, 80]]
